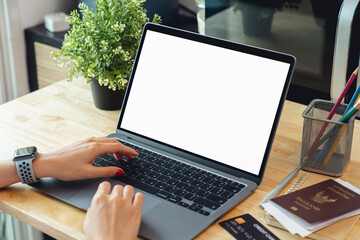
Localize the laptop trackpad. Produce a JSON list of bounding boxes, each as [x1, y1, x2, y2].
[[69, 178, 161, 214]]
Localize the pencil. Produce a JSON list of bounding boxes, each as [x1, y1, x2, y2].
[[322, 125, 346, 166], [346, 69, 360, 112], [303, 67, 359, 163], [341, 101, 360, 122], [319, 100, 360, 166], [314, 100, 360, 153]]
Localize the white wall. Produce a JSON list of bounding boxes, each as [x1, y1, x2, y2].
[[0, 0, 77, 104], [18, 0, 77, 29]]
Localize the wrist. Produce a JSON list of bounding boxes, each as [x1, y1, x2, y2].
[[32, 153, 55, 179]]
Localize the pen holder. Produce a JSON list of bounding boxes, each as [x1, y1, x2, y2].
[[300, 99, 355, 177]]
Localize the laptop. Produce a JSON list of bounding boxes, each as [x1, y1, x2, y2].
[[32, 23, 295, 239]]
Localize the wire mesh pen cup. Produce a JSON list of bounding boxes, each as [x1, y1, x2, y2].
[[300, 99, 355, 177]]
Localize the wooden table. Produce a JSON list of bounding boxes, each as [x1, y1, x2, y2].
[[1, 80, 359, 240]]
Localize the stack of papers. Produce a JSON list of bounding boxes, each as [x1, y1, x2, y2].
[[261, 179, 360, 237]]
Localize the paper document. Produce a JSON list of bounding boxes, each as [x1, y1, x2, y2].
[[262, 179, 360, 237]]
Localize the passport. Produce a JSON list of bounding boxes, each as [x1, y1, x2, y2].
[[271, 179, 360, 224]]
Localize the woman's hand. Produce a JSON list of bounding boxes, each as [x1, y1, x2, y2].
[[33, 137, 139, 181], [83, 182, 144, 240]]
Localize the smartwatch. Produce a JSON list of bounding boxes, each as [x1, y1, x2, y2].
[[13, 146, 39, 184]]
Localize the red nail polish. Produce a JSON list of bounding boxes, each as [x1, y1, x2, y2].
[[116, 169, 124, 176], [135, 150, 139, 154]]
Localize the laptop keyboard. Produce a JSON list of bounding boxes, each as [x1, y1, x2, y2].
[[93, 140, 246, 216]]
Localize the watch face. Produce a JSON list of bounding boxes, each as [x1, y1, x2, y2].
[[14, 146, 37, 160]]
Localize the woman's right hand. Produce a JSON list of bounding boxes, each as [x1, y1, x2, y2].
[[83, 182, 144, 240]]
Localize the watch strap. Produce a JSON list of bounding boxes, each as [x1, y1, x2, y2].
[[14, 158, 38, 184]]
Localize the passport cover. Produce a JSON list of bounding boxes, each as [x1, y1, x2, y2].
[[271, 179, 360, 224]]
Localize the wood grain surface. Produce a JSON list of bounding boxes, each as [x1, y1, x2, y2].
[[0, 79, 359, 240]]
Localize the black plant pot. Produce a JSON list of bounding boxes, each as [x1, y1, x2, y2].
[[90, 79, 126, 110]]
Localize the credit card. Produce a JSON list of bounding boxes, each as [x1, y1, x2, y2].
[[219, 213, 279, 240]]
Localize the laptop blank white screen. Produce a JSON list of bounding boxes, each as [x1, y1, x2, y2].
[[121, 30, 290, 175]]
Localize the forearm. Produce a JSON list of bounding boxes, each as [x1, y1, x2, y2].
[[0, 160, 21, 188], [0, 154, 53, 189], [0, 137, 137, 188]]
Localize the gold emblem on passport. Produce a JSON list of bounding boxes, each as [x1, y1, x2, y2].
[[311, 191, 338, 204], [291, 206, 298, 211], [235, 218, 246, 224]]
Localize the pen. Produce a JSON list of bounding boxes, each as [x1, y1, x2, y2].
[[259, 167, 300, 208]]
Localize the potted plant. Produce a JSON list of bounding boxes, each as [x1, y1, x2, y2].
[[52, 0, 161, 110], [229, 0, 301, 37]]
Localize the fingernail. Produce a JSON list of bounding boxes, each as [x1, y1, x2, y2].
[[135, 150, 139, 154], [116, 169, 124, 176]]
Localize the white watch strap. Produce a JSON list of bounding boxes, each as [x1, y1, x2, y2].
[[15, 159, 38, 184]]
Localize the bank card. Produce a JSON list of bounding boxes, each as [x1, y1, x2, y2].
[[219, 213, 279, 240]]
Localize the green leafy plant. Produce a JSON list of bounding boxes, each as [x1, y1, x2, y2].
[[51, 0, 161, 91]]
